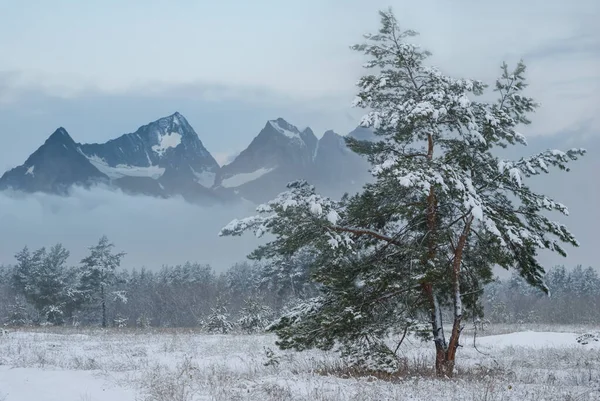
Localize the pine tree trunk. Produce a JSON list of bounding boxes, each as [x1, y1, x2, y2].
[[434, 342, 457, 377], [420, 133, 470, 378], [434, 311, 463, 377], [101, 285, 107, 328], [423, 283, 457, 377], [430, 216, 473, 377]]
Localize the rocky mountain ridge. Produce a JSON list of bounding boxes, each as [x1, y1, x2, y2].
[[0, 112, 373, 204]]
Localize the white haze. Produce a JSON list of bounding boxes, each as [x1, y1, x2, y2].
[[0, 186, 261, 271]]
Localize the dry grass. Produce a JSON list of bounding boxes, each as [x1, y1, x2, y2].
[[1, 325, 599, 400], [462, 323, 598, 337]]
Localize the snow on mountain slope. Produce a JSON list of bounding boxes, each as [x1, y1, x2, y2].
[[151, 132, 182, 157], [221, 167, 275, 188], [213, 118, 318, 203], [268, 119, 303, 142], [212, 122, 374, 203], [79, 112, 219, 188], [77, 112, 224, 203], [191, 168, 216, 188], [86, 154, 166, 179]]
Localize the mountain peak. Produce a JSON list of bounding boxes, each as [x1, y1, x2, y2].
[[267, 118, 300, 136], [77, 112, 219, 190], [0, 126, 107, 194], [317, 130, 346, 153], [167, 111, 185, 122], [45, 127, 76, 146], [272, 117, 291, 125], [152, 112, 191, 133]]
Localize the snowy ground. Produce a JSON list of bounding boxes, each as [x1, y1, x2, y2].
[[0, 325, 599, 401]]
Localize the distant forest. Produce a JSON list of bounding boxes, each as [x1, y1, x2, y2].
[[0, 238, 597, 329]]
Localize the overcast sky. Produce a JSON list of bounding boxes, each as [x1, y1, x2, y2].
[[0, 0, 597, 271]]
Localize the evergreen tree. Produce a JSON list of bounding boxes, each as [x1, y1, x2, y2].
[[5, 295, 34, 326], [238, 298, 274, 334], [221, 9, 584, 376], [12, 244, 78, 325], [80, 236, 125, 328], [582, 267, 598, 297], [569, 265, 586, 296], [13, 246, 35, 295], [205, 297, 234, 334], [546, 265, 568, 297], [225, 261, 260, 313]]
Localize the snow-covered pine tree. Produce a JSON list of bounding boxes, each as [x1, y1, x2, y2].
[[238, 298, 274, 334], [220, 9, 585, 377], [205, 297, 234, 334], [12, 244, 79, 325], [582, 267, 599, 297], [5, 296, 34, 326], [79, 236, 125, 328], [225, 261, 260, 313], [546, 265, 568, 298], [568, 265, 586, 296], [12, 246, 35, 296]]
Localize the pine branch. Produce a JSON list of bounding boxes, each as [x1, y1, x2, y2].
[[328, 225, 403, 246]]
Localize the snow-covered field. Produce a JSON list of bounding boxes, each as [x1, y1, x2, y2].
[[0, 325, 599, 401]]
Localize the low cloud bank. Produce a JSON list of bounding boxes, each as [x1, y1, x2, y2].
[[0, 187, 260, 271]]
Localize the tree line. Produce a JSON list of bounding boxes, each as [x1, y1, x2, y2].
[[0, 238, 314, 332], [484, 265, 600, 325], [0, 238, 595, 330]]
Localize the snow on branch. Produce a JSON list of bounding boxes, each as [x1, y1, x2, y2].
[[499, 148, 586, 180], [219, 180, 352, 252]]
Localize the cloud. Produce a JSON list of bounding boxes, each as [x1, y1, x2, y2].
[[524, 34, 600, 60], [0, 186, 261, 272]]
